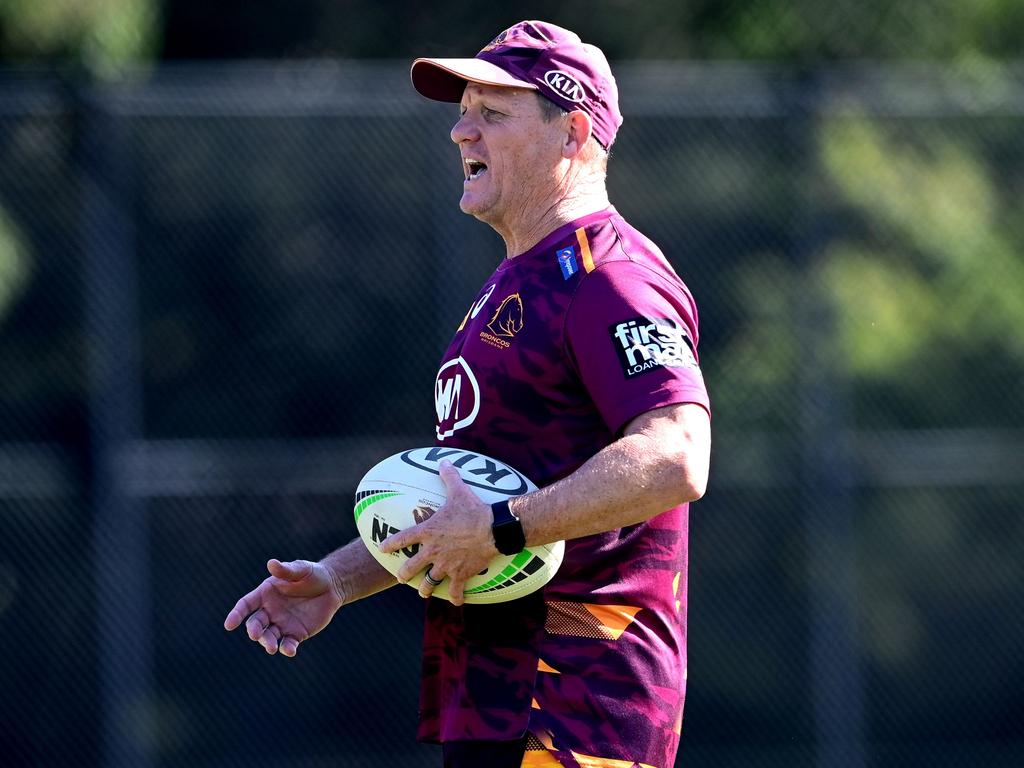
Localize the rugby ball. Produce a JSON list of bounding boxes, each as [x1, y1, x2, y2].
[[354, 447, 564, 604]]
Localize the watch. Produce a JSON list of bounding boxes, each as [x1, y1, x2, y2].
[[491, 499, 526, 555]]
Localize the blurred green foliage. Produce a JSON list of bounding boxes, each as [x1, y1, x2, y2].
[[708, 98, 1024, 431], [821, 118, 1024, 378], [0, 208, 29, 324], [0, 0, 160, 75], [695, 0, 1024, 60], [0, 0, 1022, 67], [0, 3, 1022, 766]]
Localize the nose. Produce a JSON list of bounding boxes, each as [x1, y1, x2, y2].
[[450, 112, 480, 145]]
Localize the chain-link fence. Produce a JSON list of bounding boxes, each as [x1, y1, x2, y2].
[[1, 62, 1022, 768]]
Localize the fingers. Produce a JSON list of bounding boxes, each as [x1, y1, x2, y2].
[[224, 561, 307, 658], [418, 566, 444, 599], [447, 575, 466, 607], [224, 586, 263, 631], [437, 459, 463, 490], [225, 560, 311, 631], [415, 571, 466, 606], [242, 608, 299, 658], [396, 549, 432, 584], [378, 525, 421, 557], [246, 609, 271, 641], [245, 610, 280, 653], [260, 624, 281, 654], [280, 636, 300, 657], [224, 560, 297, 631], [416, 566, 467, 606], [380, 461, 461, 556], [258, 624, 300, 657]]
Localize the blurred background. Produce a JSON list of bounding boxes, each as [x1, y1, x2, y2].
[[1, 1, 1022, 767]]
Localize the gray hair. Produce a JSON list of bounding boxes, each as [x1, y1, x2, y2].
[[536, 93, 609, 173], [536, 93, 570, 123]]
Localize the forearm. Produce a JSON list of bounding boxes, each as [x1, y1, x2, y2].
[[514, 404, 710, 547], [376, 404, 709, 604], [320, 537, 398, 605]]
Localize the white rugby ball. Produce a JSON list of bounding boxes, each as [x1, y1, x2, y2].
[[354, 447, 564, 604]]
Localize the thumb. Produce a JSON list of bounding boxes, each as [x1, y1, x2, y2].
[[267, 558, 312, 582]]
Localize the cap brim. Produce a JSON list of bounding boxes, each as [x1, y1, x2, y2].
[[411, 57, 538, 103]]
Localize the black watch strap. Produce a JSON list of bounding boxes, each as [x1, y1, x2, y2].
[[491, 499, 526, 556]]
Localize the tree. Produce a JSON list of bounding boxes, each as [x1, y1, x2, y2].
[[0, 0, 160, 75]]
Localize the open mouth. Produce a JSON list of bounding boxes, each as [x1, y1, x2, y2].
[[464, 159, 488, 181]]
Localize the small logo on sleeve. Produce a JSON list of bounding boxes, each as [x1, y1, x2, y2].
[[610, 316, 700, 378], [556, 247, 578, 280]]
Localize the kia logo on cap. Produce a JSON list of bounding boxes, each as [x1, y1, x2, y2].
[[543, 70, 586, 103]]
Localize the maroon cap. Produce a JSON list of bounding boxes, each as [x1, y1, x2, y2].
[[411, 20, 622, 149]]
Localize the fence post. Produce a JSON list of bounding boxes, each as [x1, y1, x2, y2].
[[791, 72, 867, 768], [78, 83, 153, 768]]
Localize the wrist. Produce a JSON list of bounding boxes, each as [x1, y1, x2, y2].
[[490, 498, 526, 555], [316, 559, 348, 608]]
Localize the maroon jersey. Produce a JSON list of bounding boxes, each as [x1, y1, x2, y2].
[[420, 207, 710, 768]]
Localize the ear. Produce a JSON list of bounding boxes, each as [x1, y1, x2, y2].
[[562, 110, 593, 160]]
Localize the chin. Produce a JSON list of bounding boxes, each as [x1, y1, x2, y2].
[[459, 193, 492, 219]]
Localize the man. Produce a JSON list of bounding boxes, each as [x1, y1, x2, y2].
[[225, 20, 711, 768]]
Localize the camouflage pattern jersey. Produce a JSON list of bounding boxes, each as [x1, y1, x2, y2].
[[420, 206, 711, 768]]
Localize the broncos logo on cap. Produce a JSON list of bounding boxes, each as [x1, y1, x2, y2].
[[479, 21, 556, 53], [479, 29, 509, 52]]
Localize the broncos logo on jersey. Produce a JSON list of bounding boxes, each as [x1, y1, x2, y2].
[[486, 293, 525, 338]]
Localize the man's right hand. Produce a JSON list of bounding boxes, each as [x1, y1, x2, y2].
[[224, 558, 343, 657]]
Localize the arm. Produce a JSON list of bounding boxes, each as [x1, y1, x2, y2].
[[321, 537, 399, 602], [516, 401, 709, 545], [223, 537, 396, 657], [380, 401, 710, 604]]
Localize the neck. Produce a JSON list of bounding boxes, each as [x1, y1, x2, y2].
[[493, 179, 610, 259]]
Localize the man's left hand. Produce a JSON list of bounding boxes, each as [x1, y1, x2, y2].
[[379, 460, 496, 606]]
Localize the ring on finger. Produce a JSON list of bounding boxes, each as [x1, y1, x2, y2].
[[424, 567, 443, 587]]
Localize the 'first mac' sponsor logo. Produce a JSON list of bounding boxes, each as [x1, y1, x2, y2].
[[435, 357, 480, 440], [543, 70, 586, 103], [611, 316, 700, 378]]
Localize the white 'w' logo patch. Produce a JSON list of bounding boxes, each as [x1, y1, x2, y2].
[[434, 357, 481, 440]]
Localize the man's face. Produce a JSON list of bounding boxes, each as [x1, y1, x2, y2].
[[451, 84, 565, 229]]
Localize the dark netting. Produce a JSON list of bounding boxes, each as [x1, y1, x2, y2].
[[0, 62, 1022, 768]]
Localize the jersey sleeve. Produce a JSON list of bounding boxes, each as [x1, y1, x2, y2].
[[565, 260, 710, 435]]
